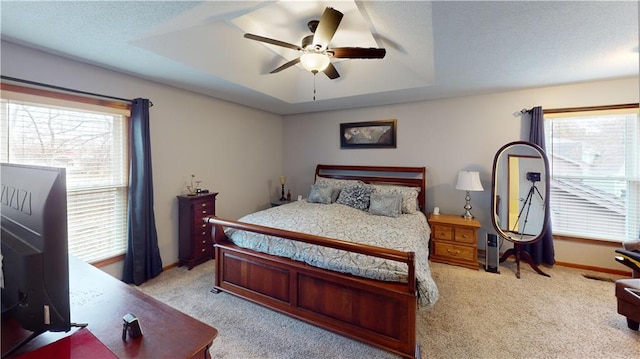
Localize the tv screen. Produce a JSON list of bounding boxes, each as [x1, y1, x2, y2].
[[1, 163, 71, 356]]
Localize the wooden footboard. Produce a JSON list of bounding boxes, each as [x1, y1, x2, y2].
[[205, 217, 419, 359]]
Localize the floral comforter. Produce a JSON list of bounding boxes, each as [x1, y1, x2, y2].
[[225, 200, 439, 308]]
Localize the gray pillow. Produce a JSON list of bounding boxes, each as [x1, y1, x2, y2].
[[368, 193, 403, 218], [370, 184, 421, 214], [307, 184, 335, 204], [336, 183, 373, 210]]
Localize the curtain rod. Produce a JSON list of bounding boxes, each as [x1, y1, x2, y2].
[[0, 75, 153, 107], [520, 103, 638, 115]]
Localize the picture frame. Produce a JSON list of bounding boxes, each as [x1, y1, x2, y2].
[[340, 120, 397, 149]]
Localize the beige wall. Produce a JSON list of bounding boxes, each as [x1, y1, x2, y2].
[[282, 77, 639, 272], [3, 40, 638, 275], [1, 41, 284, 277]]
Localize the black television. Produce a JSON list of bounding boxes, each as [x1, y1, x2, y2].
[[1, 163, 72, 356]]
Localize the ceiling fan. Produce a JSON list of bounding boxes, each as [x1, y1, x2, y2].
[[244, 7, 386, 80]]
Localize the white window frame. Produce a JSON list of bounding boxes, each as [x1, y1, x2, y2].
[[1, 83, 130, 263], [544, 104, 639, 243]]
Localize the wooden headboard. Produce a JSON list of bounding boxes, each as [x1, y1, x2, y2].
[[314, 164, 427, 212]]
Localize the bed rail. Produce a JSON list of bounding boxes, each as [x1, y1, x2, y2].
[[203, 216, 416, 293]]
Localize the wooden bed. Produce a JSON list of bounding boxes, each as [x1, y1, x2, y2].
[[204, 165, 428, 358]]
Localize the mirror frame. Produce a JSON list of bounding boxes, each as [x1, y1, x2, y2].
[[490, 141, 550, 244]]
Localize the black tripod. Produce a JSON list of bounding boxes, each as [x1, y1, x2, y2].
[[510, 179, 545, 239], [500, 176, 550, 278]]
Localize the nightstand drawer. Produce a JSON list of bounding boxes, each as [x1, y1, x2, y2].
[[428, 213, 480, 270], [433, 242, 475, 262], [454, 228, 476, 244], [432, 224, 453, 240]]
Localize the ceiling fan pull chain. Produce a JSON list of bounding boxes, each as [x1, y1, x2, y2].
[[313, 72, 317, 101]]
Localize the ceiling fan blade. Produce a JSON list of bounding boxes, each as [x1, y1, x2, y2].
[[244, 33, 301, 51], [312, 7, 343, 50], [330, 47, 386, 59], [270, 57, 301, 73], [323, 63, 340, 80]]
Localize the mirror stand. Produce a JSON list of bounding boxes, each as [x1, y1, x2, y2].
[[499, 243, 550, 279], [491, 141, 552, 279]]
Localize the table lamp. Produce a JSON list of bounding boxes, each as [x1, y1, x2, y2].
[[456, 170, 484, 219]]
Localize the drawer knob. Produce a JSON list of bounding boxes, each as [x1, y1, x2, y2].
[[201, 203, 207, 207], [202, 210, 207, 214], [202, 224, 206, 228], [201, 248, 205, 253], [201, 231, 206, 236], [446, 249, 461, 256]]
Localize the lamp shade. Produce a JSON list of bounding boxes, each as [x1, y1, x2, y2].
[[456, 171, 484, 191], [300, 53, 330, 72]]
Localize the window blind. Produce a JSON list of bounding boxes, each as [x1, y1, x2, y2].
[[544, 107, 639, 242], [1, 94, 129, 263]]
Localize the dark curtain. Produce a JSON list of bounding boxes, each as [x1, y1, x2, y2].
[[523, 106, 556, 265], [123, 98, 163, 285]]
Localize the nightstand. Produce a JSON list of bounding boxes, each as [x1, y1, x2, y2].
[[428, 213, 481, 270], [177, 192, 218, 269]]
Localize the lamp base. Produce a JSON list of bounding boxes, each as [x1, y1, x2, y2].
[[461, 191, 474, 219]]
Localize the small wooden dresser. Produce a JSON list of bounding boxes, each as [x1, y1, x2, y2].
[[177, 192, 218, 269], [428, 213, 481, 270]]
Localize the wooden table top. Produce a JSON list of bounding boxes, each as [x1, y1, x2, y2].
[[2, 256, 218, 358]]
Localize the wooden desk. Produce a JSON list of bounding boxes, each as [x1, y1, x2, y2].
[[2, 256, 218, 358]]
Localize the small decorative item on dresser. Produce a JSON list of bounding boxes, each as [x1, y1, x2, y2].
[[177, 192, 218, 269], [186, 174, 202, 196], [428, 213, 481, 270], [279, 176, 287, 201]]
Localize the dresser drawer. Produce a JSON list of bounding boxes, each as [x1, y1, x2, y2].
[[454, 227, 476, 244], [177, 193, 218, 269], [192, 239, 211, 256], [192, 221, 209, 234], [192, 200, 215, 219], [432, 224, 453, 240], [433, 242, 475, 263]]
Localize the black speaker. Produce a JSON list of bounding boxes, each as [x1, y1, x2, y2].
[[122, 313, 143, 340], [485, 233, 500, 273]]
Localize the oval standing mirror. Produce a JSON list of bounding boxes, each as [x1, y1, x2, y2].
[[491, 141, 550, 278]]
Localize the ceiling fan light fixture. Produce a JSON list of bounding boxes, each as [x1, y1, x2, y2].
[[300, 52, 330, 73]]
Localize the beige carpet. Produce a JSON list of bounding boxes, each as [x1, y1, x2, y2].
[[138, 260, 639, 358]]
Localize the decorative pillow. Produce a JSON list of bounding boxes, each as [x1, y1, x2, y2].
[[307, 185, 335, 204], [370, 184, 420, 214], [315, 176, 364, 190], [368, 193, 403, 218], [336, 183, 373, 210], [328, 187, 341, 203]]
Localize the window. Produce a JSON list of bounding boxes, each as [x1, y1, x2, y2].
[[544, 105, 639, 242], [1, 84, 130, 263]]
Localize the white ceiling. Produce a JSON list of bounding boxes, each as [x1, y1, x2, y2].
[[1, 1, 638, 115]]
